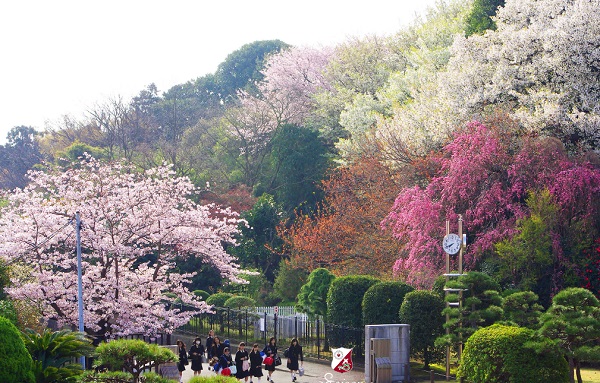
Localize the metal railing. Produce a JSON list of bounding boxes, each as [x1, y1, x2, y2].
[[173, 304, 365, 365]]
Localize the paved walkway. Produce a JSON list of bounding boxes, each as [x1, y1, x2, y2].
[[180, 359, 365, 383]]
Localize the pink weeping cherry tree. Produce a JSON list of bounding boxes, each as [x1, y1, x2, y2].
[[383, 121, 600, 288]]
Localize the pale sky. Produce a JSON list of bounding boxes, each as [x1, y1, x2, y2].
[[0, 0, 438, 143]]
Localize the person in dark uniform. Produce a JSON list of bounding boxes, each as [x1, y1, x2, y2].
[[249, 343, 264, 383], [206, 329, 215, 358], [286, 338, 303, 382], [176, 339, 188, 382], [212, 336, 225, 359], [219, 347, 234, 375], [262, 337, 278, 382], [188, 336, 205, 376], [235, 342, 250, 381]]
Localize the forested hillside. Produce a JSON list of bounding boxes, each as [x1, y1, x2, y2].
[[1, 0, 599, 306]]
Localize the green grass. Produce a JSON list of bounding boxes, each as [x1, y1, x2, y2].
[[582, 367, 600, 383]]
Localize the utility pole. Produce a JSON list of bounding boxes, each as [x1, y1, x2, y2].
[[76, 212, 85, 369]]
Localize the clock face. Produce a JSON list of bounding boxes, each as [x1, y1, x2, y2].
[[443, 234, 461, 255]]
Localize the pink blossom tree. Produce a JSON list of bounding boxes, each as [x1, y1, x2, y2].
[[0, 157, 244, 339], [383, 120, 600, 288]]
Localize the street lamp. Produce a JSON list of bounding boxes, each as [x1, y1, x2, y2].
[[75, 212, 85, 369]]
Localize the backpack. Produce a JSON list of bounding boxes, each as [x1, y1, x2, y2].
[[284, 348, 289, 358]]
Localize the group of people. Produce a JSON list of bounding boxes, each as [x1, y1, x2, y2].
[[175, 330, 304, 383]]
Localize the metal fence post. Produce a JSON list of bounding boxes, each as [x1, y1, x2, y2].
[[316, 318, 321, 359]]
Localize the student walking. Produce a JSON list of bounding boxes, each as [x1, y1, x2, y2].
[[263, 337, 278, 382], [286, 338, 303, 382], [235, 342, 250, 382], [188, 336, 205, 376], [249, 343, 264, 383], [176, 339, 188, 382]]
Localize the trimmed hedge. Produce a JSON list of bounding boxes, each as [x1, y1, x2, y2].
[[363, 281, 414, 325], [327, 275, 380, 328], [206, 293, 234, 307], [399, 290, 445, 369], [0, 316, 34, 383], [458, 324, 569, 383]]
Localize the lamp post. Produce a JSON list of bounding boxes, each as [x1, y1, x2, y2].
[[76, 212, 85, 369]]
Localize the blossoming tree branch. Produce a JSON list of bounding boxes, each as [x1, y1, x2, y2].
[[0, 157, 245, 340]]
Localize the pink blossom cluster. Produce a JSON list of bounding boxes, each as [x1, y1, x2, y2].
[[383, 122, 600, 288]]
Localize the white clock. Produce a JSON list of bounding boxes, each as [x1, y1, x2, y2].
[[443, 233, 461, 255]]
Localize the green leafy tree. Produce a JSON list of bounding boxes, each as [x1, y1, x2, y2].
[[296, 268, 336, 317], [363, 281, 414, 325], [438, 272, 503, 350], [231, 194, 284, 283], [465, 0, 505, 36], [0, 126, 44, 190], [501, 291, 543, 329], [215, 40, 289, 97], [273, 261, 309, 304], [495, 190, 556, 295], [54, 141, 108, 166], [458, 324, 568, 383], [260, 124, 331, 216], [399, 290, 445, 369], [94, 339, 177, 383], [539, 288, 600, 383], [22, 328, 94, 383], [0, 316, 35, 383], [0, 256, 10, 300]]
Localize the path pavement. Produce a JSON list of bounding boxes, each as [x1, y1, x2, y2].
[[180, 359, 365, 383]]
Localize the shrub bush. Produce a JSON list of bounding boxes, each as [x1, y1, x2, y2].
[[194, 290, 212, 300], [22, 328, 94, 383], [0, 299, 18, 324], [327, 275, 380, 327], [94, 339, 177, 382], [206, 293, 234, 307], [224, 296, 256, 308], [458, 324, 568, 383], [296, 268, 336, 317], [363, 281, 414, 325], [0, 316, 34, 383], [80, 370, 133, 382], [188, 375, 239, 383], [399, 290, 445, 369]]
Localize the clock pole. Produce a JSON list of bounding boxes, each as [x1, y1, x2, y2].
[[458, 215, 463, 361], [445, 220, 450, 381]]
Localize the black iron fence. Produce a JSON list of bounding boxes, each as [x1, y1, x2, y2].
[[173, 305, 365, 366]]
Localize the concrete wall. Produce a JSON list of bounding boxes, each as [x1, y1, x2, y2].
[[365, 324, 410, 383]]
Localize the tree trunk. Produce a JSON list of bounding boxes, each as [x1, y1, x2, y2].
[[575, 359, 583, 383], [568, 355, 575, 383]]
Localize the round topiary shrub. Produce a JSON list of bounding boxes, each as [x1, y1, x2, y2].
[[224, 296, 256, 308], [0, 316, 35, 383], [363, 281, 414, 325], [206, 293, 234, 308], [193, 290, 212, 300], [458, 324, 569, 383]]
